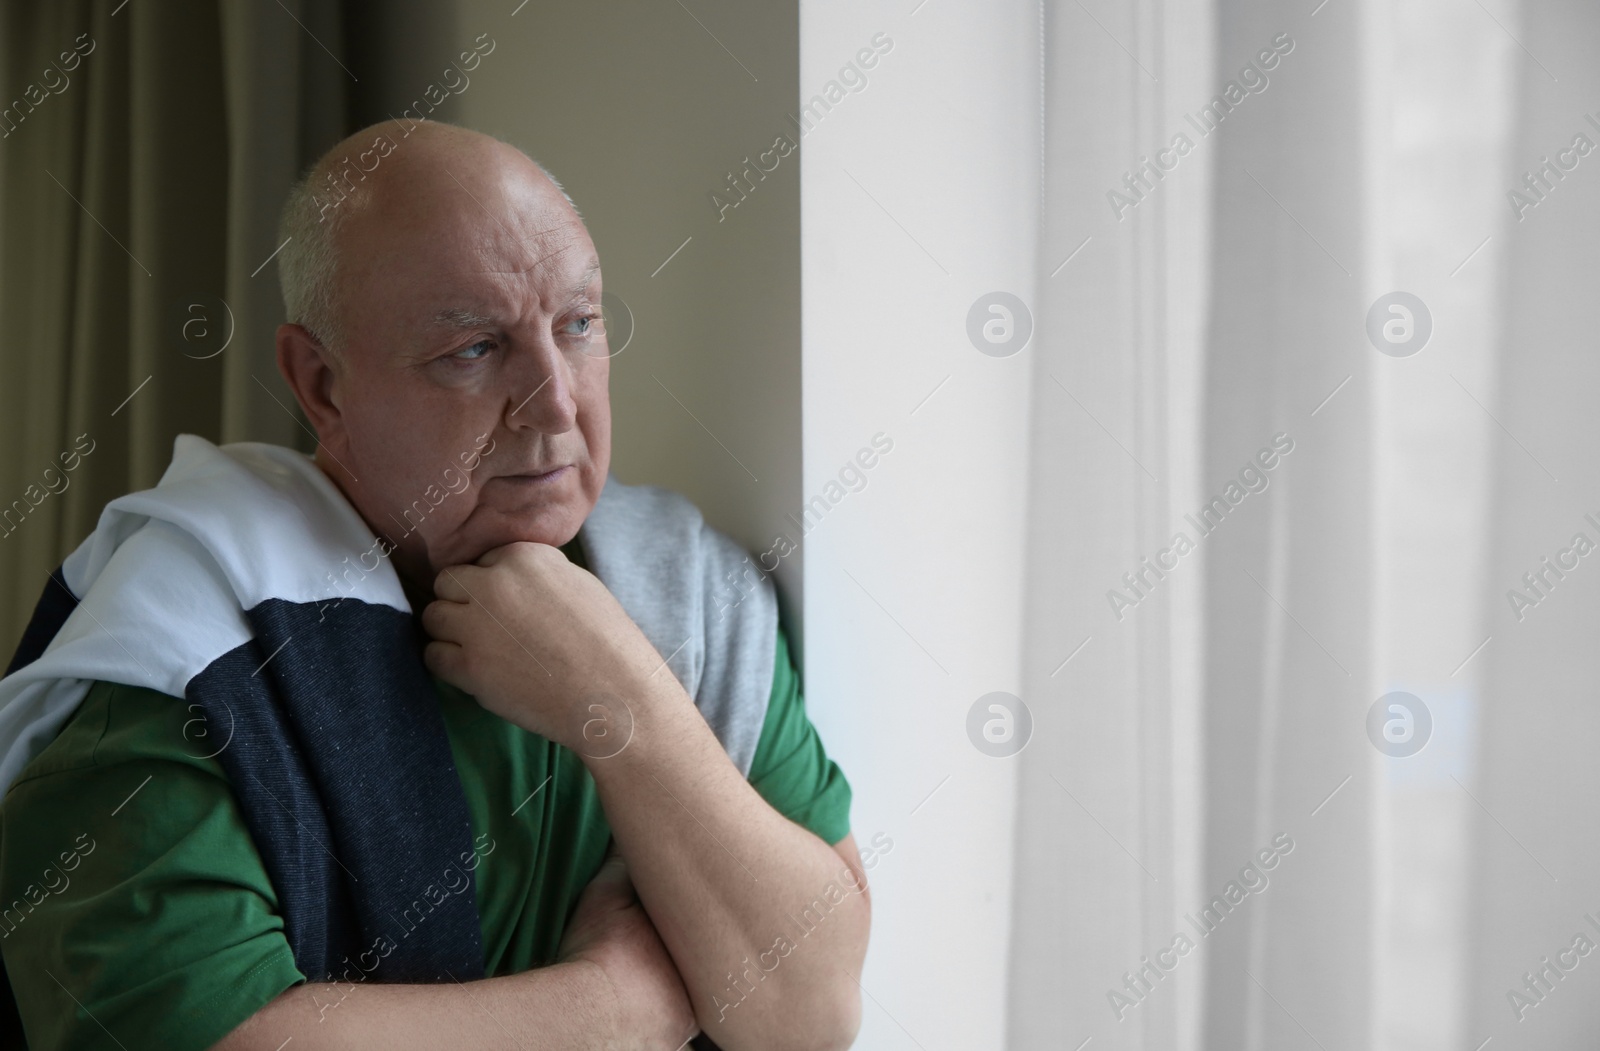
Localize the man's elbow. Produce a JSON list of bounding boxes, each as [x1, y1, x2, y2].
[[811, 982, 863, 1051], [801, 889, 869, 1050], [705, 972, 861, 1051], [738, 1005, 857, 1051], [759, 974, 862, 1051]]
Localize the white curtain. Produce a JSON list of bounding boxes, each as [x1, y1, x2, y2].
[[1466, 0, 1600, 1046], [1009, 0, 1219, 1046], [1007, 0, 1596, 1047]]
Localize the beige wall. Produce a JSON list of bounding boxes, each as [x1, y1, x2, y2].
[[451, 0, 804, 639]]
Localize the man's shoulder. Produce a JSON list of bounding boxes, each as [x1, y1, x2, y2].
[[5, 679, 206, 794], [583, 476, 760, 590], [583, 476, 778, 774], [586, 476, 707, 541]]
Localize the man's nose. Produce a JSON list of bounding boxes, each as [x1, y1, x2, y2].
[[506, 339, 577, 433]]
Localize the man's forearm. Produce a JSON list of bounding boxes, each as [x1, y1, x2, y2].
[[583, 679, 869, 1051], [213, 960, 622, 1051]]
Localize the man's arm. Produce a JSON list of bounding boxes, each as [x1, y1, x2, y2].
[[2, 679, 693, 1051], [584, 686, 869, 1051], [215, 848, 697, 1051], [424, 543, 869, 1051], [213, 967, 608, 1051]]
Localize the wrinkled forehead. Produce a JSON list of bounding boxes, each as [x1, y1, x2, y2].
[[341, 164, 595, 322]]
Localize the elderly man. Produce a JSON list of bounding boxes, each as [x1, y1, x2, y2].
[[0, 121, 868, 1050]]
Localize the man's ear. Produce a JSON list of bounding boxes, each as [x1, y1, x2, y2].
[[275, 322, 344, 445]]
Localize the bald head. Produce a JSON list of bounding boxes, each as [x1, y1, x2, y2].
[[276, 120, 578, 365]]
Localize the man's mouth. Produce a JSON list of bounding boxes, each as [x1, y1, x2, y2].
[[499, 465, 571, 484]]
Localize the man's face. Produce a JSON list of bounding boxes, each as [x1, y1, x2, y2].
[[317, 152, 611, 587]]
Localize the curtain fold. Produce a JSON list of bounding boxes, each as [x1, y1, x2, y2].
[[219, 0, 350, 446], [1009, 1, 1213, 1047], [1198, 2, 1377, 1046], [1467, 0, 1600, 1042], [1015, 1, 1379, 1046], [0, 0, 346, 658]]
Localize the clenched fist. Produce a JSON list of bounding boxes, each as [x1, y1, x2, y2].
[[420, 541, 675, 751]]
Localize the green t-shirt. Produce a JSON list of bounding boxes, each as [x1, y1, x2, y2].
[[0, 602, 847, 1050]]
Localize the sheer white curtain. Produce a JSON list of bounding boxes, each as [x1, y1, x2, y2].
[[1007, 0, 1583, 1047], [1466, 0, 1600, 1046], [794, 0, 1600, 1045], [1007, 0, 1216, 1046]]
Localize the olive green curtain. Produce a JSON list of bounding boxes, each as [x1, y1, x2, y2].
[[0, 0, 351, 657]]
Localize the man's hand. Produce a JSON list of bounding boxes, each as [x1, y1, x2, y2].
[[558, 847, 699, 1050], [421, 541, 670, 749], [211, 848, 698, 1051], [425, 541, 868, 1050]]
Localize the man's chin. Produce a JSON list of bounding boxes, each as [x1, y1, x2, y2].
[[458, 520, 584, 564]]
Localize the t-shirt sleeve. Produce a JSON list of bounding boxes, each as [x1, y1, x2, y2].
[[745, 624, 853, 846], [0, 680, 304, 1051]]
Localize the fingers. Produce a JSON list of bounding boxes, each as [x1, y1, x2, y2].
[[476, 541, 544, 568], [474, 544, 515, 568], [423, 638, 464, 680], [596, 841, 636, 895], [568, 853, 635, 918], [432, 566, 476, 603], [476, 540, 563, 569], [437, 542, 552, 598], [585, 842, 634, 895], [591, 850, 630, 889], [419, 598, 464, 641]]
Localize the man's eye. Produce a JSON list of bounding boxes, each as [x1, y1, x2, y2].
[[562, 312, 603, 339], [452, 339, 494, 361]]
